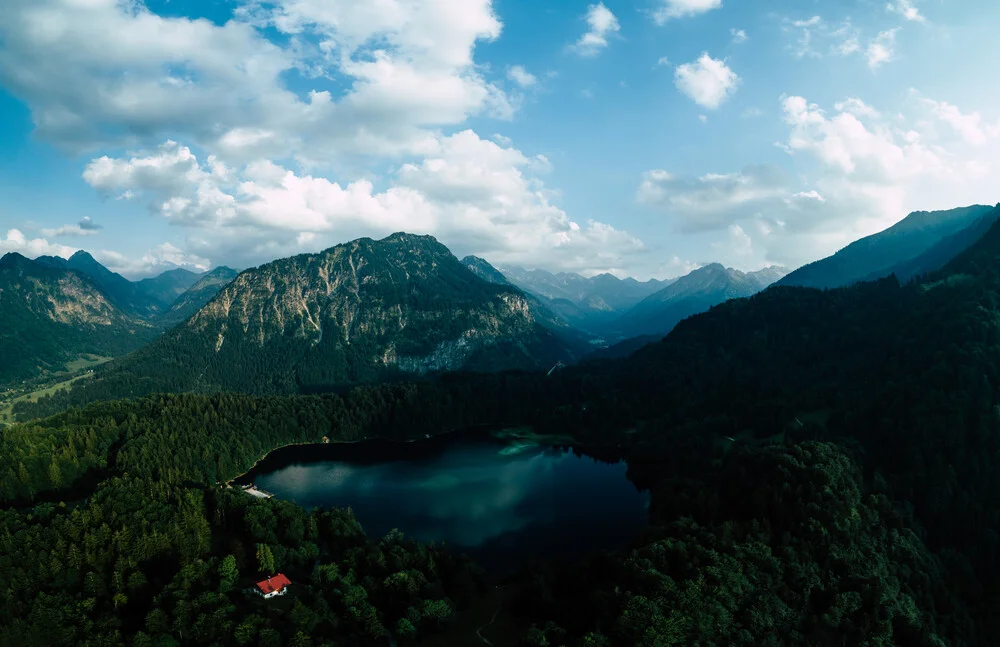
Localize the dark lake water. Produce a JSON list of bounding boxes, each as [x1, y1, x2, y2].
[[238, 430, 650, 573]]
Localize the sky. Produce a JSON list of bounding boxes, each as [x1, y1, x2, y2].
[[1, 0, 1000, 280]]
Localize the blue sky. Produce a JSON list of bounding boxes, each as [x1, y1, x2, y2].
[[1, 0, 999, 279]]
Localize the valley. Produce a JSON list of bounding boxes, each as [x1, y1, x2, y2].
[[4, 205, 1000, 646]]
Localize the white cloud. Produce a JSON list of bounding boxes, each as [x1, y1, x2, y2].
[[656, 56, 672, 67], [652, 0, 722, 25], [637, 165, 802, 232], [0, 229, 77, 259], [781, 94, 945, 181], [742, 107, 764, 118], [0, 0, 514, 164], [730, 28, 748, 44], [784, 17, 871, 61], [572, 3, 620, 57], [40, 217, 103, 238], [638, 92, 1000, 269], [96, 243, 210, 278], [887, 0, 925, 22], [866, 29, 898, 68], [40, 224, 99, 238], [83, 132, 646, 276], [674, 54, 740, 109], [507, 65, 537, 88], [919, 96, 1000, 145]]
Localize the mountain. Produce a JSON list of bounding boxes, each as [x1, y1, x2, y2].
[[0, 253, 155, 385], [499, 266, 672, 335], [135, 268, 202, 310], [778, 204, 996, 289], [461, 256, 601, 351], [158, 266, 239, 327], [36, 251, 207, 317], [609, 263, 787, 338], [45, 233, 574, 403], [860, 204, 1000, 284], [460, 255, 511, 285], [14, 216, 1000, 645]]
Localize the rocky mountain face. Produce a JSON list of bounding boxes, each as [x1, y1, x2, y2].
[[0, 253, 154, 385], [64, 234, 574, 400], [159, 266, 239, 327], [610, 263, 788, 339], [778, 204, 996, 290], [461, 256, 602, 351], [35, 251, 204, 317], [461, 256, 511, 286]]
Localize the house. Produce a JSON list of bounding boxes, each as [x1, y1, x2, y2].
[[254, 573, 291, 599]]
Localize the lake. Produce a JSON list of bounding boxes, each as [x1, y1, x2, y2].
[[238, 430, 650, 574]]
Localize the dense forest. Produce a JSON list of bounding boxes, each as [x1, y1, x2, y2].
[[10, 220, 1000, 644]]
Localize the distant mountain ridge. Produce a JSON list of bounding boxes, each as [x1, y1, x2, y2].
[[498, 265, 673, 336], [779, 204, 996, 290], [158, 266, 240, 327], [0, 253, 156, 385], [609, 263, 788, 339], [35, 251, 204, 317], [44, 233, 575, 404]]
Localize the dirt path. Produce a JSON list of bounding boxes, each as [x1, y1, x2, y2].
[[476, 587, 505, 646]]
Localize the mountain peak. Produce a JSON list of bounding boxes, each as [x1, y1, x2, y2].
[[0, 251, 33, 270], [69, 250, 97, 263]]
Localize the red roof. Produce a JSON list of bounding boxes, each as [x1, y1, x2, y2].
[[255, 573, 291, 594]]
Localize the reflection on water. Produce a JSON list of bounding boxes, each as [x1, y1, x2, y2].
[[246, 432, 650, 572]]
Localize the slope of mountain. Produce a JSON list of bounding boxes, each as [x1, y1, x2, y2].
[[158, 266, 239, 327], [460, 255, 511, 286], [460, 256, 600, 351], [14, 216, 1000, 645], [778, 204, 995, 289], [0, 253, 155, 385], [609, 263, 787, 338], [860, 204, 1000, 284], [135, 268, 202, 310], [43, 233, 574, 403], [36, 251, 208, 317]]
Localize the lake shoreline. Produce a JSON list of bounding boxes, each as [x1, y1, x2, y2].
[[226, 425, 621, 488], [227, 424, 515, 487]]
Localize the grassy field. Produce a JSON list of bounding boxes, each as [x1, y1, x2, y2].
[[0, 355, 109, 422]]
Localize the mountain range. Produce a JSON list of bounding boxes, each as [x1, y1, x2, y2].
[[0, 253, 156, 384], [8, 200, 1000, 406], [39, 233, 574, 404], [778, 204, 998, 289]]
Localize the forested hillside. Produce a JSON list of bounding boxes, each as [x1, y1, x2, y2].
[[9, 218, 1000, 644], [17, 234, 572, 415], [0, 253, 156, 386], [778, 204, 997, 289]]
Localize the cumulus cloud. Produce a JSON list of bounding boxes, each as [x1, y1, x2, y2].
[[638, 93, 1000, 269], [674, 54, 740, 109], [572, 3, 620, 57], [507, 65, 537, 88], [0, 0, 514, 164], [41, 217, 104, 237], [921, 97, 1000, 146], [83, 133, 645, 276], [96, 243, 211, 278], [730, 28, 748, 44], [637, 165, 810, 233], [652, 0, 722, 25], [0, 229, 77, 259], [866, 29, 898, 68], [887, 0, 925, 22]]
